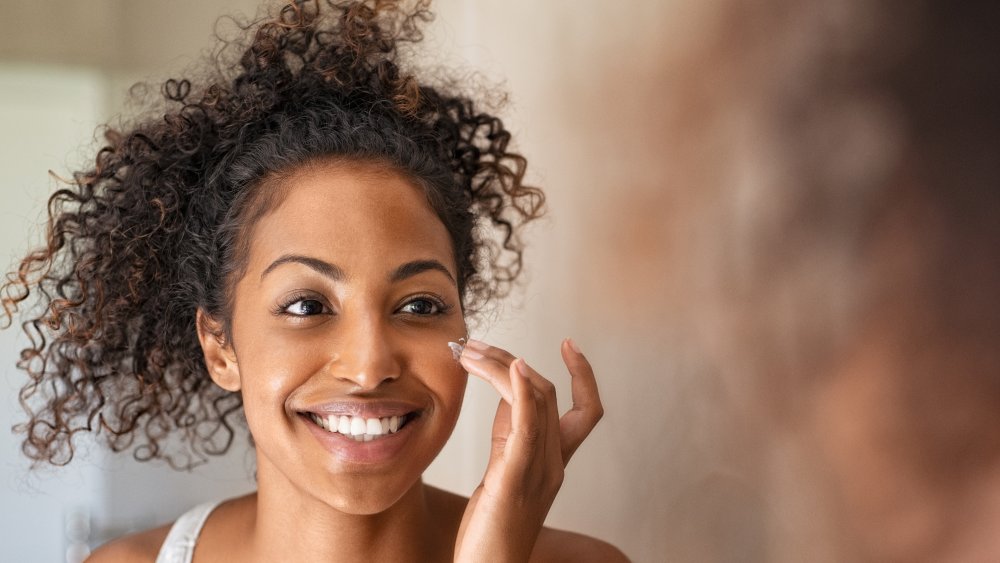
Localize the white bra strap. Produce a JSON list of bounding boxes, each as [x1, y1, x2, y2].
[[154, 501, 221, 563]]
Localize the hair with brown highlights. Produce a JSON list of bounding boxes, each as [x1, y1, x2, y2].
[[0, 0, 544, 469]]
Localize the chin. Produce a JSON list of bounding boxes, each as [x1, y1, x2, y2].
[[323, 476, 424, 516]]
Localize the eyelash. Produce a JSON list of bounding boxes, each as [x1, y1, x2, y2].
[[398, 294, 452, 317], [273, 291, 330, 317], [272, 292, 453, 318]]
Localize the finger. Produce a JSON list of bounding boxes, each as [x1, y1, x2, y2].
[[560, 339, 603, 416], [516, 358, 562, 467], [465, 341, 562, 453], [465, 339, 518, 367], [487, 398, 512, 469], [505, 358, 541, 472], [464, 340, 554, 413], [460, 345, 514, 404], [558, 338, 604, 464]]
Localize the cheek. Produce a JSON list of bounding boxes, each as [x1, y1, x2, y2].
[[403, 317, 469, 406], [234, 323, 330, 421], [414, 348, 468, 417]]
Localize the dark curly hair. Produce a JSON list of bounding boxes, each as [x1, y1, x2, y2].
[[0, 0, 544, 469]]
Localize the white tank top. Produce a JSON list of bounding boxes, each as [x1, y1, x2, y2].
[[154, 501, 221, 563]]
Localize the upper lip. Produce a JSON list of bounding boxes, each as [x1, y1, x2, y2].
[[296, 399, 422, 418]]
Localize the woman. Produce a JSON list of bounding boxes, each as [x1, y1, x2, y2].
[[0, 1, 625, 561]]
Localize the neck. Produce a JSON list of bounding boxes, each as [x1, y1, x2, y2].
[[247, 456, 452, 562]]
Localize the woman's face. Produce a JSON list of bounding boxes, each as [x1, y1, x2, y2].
[[222, 160, 467, 514]]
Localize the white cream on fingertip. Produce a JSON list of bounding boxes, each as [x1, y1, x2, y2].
[[447, 336, 468, 361]]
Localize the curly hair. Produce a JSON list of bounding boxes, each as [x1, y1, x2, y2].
[[0, 0, 544, 469]]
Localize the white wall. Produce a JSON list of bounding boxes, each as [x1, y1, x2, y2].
[[0, 64, 109, 563], [0, 63, 255, 563]]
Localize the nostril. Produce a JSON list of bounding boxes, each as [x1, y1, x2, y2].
[[323, 334, 401, 387], [330, 369, 400, 389]]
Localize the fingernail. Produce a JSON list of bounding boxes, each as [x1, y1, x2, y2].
[[514, 358, 529, 378], [465, 339, 490, 351], [567, 338, 583, 354], [462, 348, 485, 360]]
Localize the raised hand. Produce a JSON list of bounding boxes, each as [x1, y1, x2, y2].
[[453, 339, 604, 562]]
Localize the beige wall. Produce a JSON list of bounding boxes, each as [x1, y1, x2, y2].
[[0, 2, 724, 561], [0, 0, 262, 70], [425, 3, 777, 561]]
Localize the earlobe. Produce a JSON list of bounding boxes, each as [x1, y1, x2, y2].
[[196, 309, 241, 392]]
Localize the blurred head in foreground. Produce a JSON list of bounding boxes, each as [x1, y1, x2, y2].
[[664, 0, 999, 559]]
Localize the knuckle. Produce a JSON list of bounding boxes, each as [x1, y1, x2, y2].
[[491, 435, 509, 451], [593, 404, 605, 422], [552, 467, 565, 489], [520, 426, 542, 446], [540, 379, 557, 397]]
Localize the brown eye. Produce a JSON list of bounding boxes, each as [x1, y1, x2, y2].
[[399, 298, 440, 316], [285, 299, 327, 316]]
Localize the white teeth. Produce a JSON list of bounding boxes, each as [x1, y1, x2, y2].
[[308, 412, 409, 440], [351, 417, 366, 436]]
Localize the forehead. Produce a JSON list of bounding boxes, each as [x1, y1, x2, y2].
[[246, 160, 455, 276]]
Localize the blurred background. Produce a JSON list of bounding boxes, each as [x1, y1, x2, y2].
[[3, 1, 998, 562]]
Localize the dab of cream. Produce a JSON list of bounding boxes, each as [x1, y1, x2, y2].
[[447, 337, 467, 361]]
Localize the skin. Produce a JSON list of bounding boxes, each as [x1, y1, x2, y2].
[[88, 160, 626, 562]]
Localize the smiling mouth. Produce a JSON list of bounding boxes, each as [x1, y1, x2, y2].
[[303, 412, 417, 442]]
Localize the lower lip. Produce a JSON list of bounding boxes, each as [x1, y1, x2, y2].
[[300, 414, 419, 465]]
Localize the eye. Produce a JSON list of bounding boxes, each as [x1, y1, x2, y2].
[[398, 297, 444, 316], [283, 298, 329, 316]]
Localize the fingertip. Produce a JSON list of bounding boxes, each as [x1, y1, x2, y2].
[[562, 338, 590, 369], [461, 347, 485, 361], [512, 357, 530, 379], [460, 355, 489, 381], [509, 359, 533, 402], [457, 355, 474, 372], [465, 338, 490, 351]]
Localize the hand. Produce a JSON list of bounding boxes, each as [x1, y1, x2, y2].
[[453, 339, 604, 562]]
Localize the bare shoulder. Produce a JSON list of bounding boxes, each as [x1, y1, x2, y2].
[[85, 524, 172, 563], [532, 527, 630, 563]]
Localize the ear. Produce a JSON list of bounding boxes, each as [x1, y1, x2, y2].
[[196, 309, 241, 392]]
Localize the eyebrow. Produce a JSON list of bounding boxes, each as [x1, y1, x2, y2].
[[259, 254, 456, 286], [260, 254, 346, 282], [390, 259, 456, 285]]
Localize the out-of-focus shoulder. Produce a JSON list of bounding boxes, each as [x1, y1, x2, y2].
[[85, 523, 171, 563], [533, 527, 630, 562]]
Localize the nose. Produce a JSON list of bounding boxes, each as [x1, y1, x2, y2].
[[327, 315, 401, 390]]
